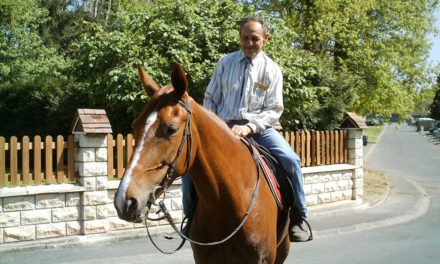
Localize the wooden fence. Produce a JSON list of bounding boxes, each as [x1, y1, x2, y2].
[[107, 130, 348, 180], [0, 130, 348, 186], [0, 136, 76, 187], [279, 130, 348, 167], [107, 134, 134, 180]]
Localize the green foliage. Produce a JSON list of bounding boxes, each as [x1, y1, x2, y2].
[[0, 80, 89, 138], [0, 0, 68, 85], [430, 75, 440, 120], [1, 0, 438, 137], [72, 0, 244, 132], [36, 0, 97, 51], [261, 17, 353, 130], [249, 0, 439, 122], [73, 0, 348, 132], [0, 0, 79, 138]]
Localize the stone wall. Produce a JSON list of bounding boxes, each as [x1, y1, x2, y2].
[[0, 184, 84, 243], [0, 128, 363, 245], [303, 164, 358, 206]]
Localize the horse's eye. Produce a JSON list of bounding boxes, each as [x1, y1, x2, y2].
[[164, 125, 178, 137]]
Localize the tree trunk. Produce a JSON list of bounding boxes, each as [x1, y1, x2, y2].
[[105, 0, 111, 22], [94, 0, 100, 18], [88, 0, 94, 15], [334, 39, 347, 71]]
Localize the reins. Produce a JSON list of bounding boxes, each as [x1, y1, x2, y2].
[[144, 97, 262, 254]]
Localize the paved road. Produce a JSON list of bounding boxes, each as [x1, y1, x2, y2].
[[291, 123, 440, 263], [1, 123, 439, 263]]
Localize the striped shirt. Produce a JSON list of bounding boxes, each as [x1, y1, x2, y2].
[[203, 50, 284, 133]]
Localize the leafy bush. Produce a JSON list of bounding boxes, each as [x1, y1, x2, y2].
[[72, 0, 348, 132]]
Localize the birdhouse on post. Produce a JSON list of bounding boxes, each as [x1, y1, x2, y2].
[[71, 108, 113, 235], [71, 109, 112, 135], [339, 112, 366, 165], [339, 112, 366, 201], [339, 112, 368, 130]]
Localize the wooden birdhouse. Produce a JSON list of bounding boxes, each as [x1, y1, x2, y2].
[[340, 112, 368, 129], [71, 109, 112, 134]]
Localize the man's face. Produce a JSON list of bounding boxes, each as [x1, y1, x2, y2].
[[239, 21, 269, 58]]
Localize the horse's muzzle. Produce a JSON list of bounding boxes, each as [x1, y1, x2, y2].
[[115, 195, 150, 223]]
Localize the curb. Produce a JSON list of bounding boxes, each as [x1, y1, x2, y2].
[[0, 225, 177, 253], [1, 176, 429, 253], [313, 176, 430, 238]]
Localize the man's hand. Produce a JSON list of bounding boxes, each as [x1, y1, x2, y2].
[[231, 125, 253, 137]]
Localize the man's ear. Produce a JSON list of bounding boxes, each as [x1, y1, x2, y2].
[[137, 62, 160, 97], [263, 33, 270, 45], [171, 61, 188, 100]]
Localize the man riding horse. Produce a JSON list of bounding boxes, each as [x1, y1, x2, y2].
[[182, 16, 310, 242]]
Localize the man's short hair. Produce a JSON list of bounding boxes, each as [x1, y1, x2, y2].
[[239, 17, 268, 35]]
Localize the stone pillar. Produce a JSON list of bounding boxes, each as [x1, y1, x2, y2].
[[346, 128, 364, 201], [75, 134, 109, 235], [347, 129, 363, 167]]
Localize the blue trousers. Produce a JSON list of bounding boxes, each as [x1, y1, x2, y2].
[[182, 127, 308, 217]]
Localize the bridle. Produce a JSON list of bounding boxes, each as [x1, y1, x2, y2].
[[147, 97, 193, 204], [144, 95, 262, 254]]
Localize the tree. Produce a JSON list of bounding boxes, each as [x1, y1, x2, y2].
[[71, 0, 246, 132], [71, 0, 344, 132], [0, 0, 68, 86], [36, 0, 97, 51], [8, 0, 422, 136], [0, 0, 74, 138], [430, 75, 440, 120], [248, 0, 439, 121]]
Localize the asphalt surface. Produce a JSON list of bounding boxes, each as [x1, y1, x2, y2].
[[0, 123, 436, 264], [291, 123, 440, 263]]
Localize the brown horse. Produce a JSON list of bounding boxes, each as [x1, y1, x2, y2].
[[114, 62, 290, 263]]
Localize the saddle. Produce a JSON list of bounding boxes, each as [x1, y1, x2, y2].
[[241, 137, 295, 244]]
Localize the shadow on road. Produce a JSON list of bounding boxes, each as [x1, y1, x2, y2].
[[424, 133, 440, 145]]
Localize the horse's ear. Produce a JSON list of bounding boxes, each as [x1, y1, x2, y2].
[[171, 61, 188, 100], [137, 62, 160, 97]]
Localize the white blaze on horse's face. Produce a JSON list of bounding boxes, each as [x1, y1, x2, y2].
[[115, 111, 158, 221], [115, 61, 189, 223]]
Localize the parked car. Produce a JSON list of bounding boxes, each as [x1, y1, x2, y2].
[[363, 134, 368, 146], [365, 118, 383, 126], [365, 119, 375, 126], [415, 118, 436, 131], [429, 122, 440, 134]]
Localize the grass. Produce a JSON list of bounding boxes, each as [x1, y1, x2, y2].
[[364, 125, 384, 143], [363, 170, 388, 204]]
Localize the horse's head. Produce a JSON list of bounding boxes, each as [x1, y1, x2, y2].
[[114, 61, 192, 222]]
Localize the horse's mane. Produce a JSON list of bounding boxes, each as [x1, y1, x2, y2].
[[190, 97, 241, 143]]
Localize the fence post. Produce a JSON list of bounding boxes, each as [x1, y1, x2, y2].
[[71, 109, 112, 235], [346, 128, 364, 201], [339, 112, 367, 202]]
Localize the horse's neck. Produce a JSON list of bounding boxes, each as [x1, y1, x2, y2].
[[190, 103, 256, 212]]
